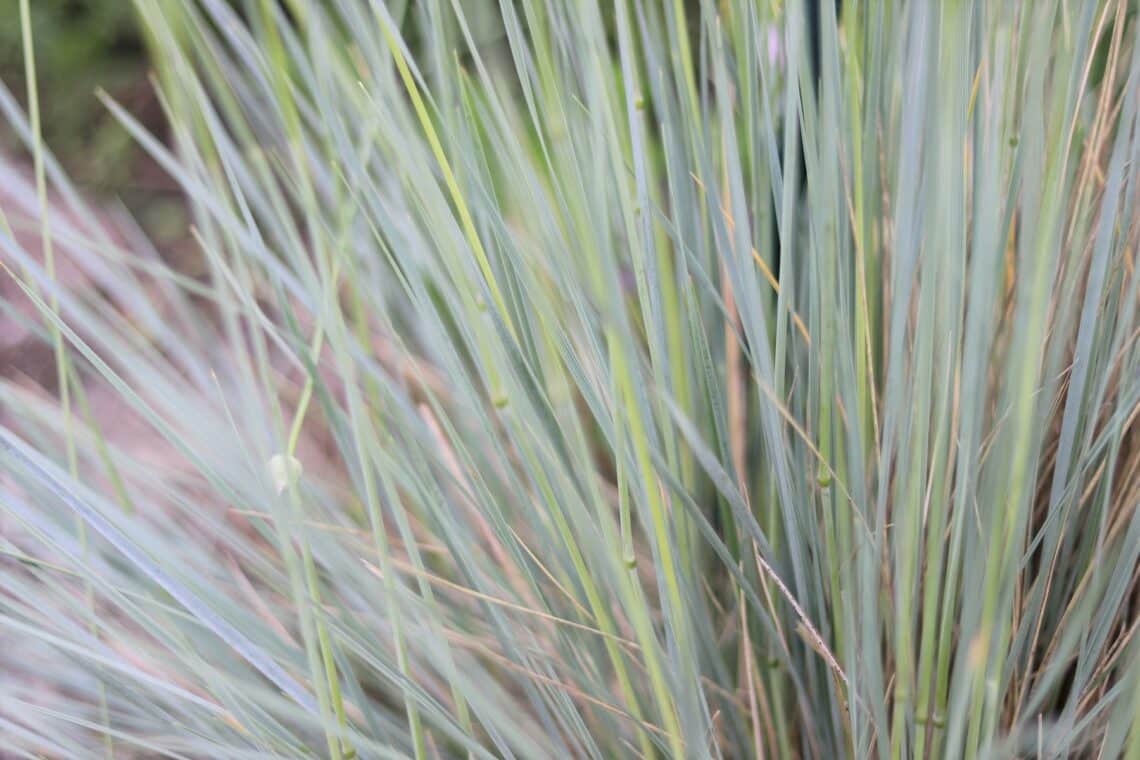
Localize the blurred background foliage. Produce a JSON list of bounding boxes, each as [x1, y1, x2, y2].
[[0, 0, 199, 249], [0, 0, 149, 192]]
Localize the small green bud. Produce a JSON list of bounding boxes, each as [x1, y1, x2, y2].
[[268, 454, 303, 495]]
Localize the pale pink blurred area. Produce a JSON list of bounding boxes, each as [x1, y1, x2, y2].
[[0, 154, 192, 506], [767, 25, 783, 68], [0, 152, 354, 513], [0, 157, 95, 389]]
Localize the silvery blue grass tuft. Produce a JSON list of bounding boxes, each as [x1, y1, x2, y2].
[[2, 1, 1139, 758]]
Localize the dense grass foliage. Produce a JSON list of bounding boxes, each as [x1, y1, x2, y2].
[[2, 1, 1139, 757]]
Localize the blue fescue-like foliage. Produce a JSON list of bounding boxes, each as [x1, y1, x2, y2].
[[2, 1, 1139, 758]]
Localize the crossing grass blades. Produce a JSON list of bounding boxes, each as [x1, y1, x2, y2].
[[2, 0, 1140, 757]]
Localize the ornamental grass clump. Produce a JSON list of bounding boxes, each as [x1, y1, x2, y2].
[[2, 1, 1139, 758]]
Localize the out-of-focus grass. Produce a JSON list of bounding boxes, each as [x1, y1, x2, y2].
[[1, 1, 1139, 758], [0, 1, 148, 193]]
